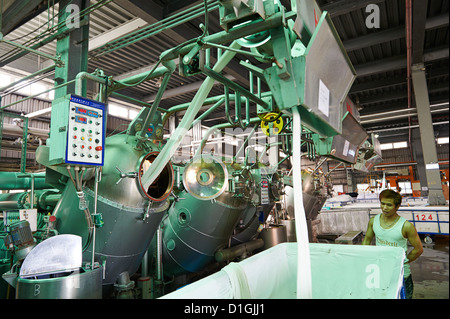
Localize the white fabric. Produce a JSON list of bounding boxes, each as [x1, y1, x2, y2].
[[221, 262, 252, 299], [161, 243, 405, 299]]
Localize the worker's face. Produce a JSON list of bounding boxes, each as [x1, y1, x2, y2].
[[380, 197, 399, 217]]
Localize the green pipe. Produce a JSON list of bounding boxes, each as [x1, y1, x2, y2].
[[162, 95, 229, 126], [195, 117, 261, 157], [1, 39, 63, 66], [110, 92, 166, 113], [160, 10, 296, 62], [138, 70, 172, 140], [75, 71, 110, 96], [0, 172, 52, 190], [108, 61, 175, 93], [0, 64, 56, 93], [235, 124, 259, 163], [0, 79, 76, 111], [190, 97, 225, 128]]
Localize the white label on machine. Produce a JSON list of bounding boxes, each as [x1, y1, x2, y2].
[[66, 95, 106, 166], [19, 209, 37, 232], [318, 79, 330, 117], [342, 140, 350, 156]]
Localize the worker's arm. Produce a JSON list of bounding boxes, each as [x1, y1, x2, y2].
[[362, 217, 375, 245], [403, 221, 424, 263]]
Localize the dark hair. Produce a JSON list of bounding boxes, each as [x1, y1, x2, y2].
[[379, 189, 402, 206]]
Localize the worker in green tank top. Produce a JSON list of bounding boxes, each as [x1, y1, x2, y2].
[[362, 189, 423, 299]]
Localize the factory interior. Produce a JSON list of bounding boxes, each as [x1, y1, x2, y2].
[[0, 0, 448, 302]]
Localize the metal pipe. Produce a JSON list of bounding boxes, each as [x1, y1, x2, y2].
[[195, 116, 261, 157], [0, 172, 51, 190], [161, 94, 228, 126], [0, 64, 56, 93], [215, 239, 264, 262], [156, 225, 163, 282], [91, 167, 100, 269], [75, 71, 110, 96], [160, 10, 296, 62], [191, 97, 225, 128], [138, 69, 173, 140], [110, 92, 166, 113], [94, 1, 217, 58], [109, 61, 175, 93], [0, 39, 63, 65], [235, 124, 258, 162], [0, 79, 76, 111]]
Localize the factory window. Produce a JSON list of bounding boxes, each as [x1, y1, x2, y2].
[[333, 184, 344, 194], [108, 102, 139, 120], [108, 103, 128, 118], [398, 181, 412, 195], [30, 83, 46, 95], [437, 137, 449, 144], [393, 141, 407, 148], [129, 109, 139, 119], [380, 141, 408, 150], [1, 70, 55, 99], [0, 73, 11, 85]]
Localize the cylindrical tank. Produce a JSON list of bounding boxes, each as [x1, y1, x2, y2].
[[283, 169, 327, 220], [156, 157, 254, 277], [230, 167, 281, 245], [16, 267, 103, 299], [260, 224, 287, 250], [53, 134, 174, 285]]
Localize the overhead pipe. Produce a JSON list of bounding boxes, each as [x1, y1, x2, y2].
[[75, 71, 110, 97], [108, 60, 176, 93], [0, 64, 56, 94], [195, 117, 262, 157], [160, 10, 296, 62]]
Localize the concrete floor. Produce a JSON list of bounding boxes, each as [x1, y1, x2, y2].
[[410, 235, 449, 299]]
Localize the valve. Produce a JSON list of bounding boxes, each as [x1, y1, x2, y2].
[[115, 166, 138, 184]]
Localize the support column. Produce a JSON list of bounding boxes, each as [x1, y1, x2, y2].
[[346, 166, 356, 193], [411, 63, 446, 205], [411, 128, 428, 194], [54, 0, 91, 99]]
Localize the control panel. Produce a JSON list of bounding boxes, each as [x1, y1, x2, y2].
[[49, 94, 107, 167], [66, 96, 106, 166]]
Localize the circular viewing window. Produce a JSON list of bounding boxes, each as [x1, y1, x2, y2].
[[138, 152, 174, 201]]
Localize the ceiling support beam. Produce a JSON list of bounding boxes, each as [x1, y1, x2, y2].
[[343, 13, 448, 52], [354, 47, 449, 77]]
